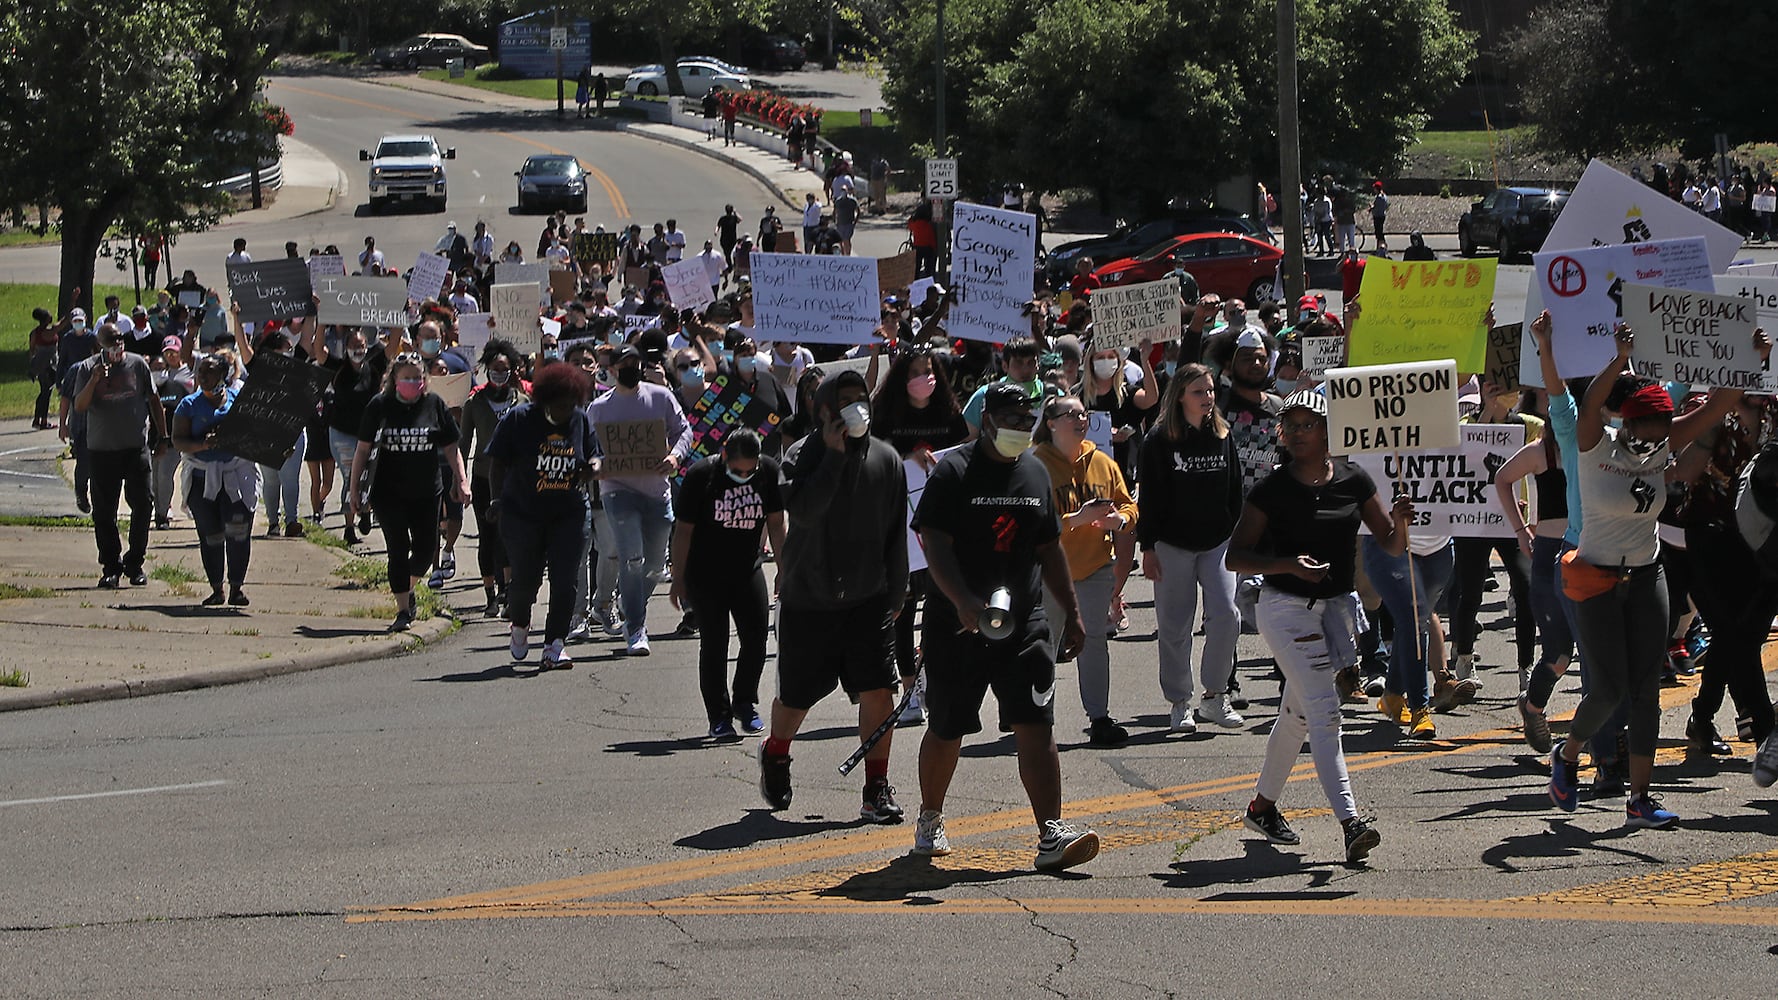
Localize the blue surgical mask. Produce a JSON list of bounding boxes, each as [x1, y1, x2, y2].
[[420, 338, 442, 356], [1163, 360, 1177, 377], [725, 467, 755, 484], [682, 365, 706, 388]]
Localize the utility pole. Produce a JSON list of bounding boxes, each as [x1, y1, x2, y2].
[[554, 6, 564, 119], [825, 0, 836, 70], [1277, 0, 1304, 304], [935, 0, 946, 156]]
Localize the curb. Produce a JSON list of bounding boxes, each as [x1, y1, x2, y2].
[[0, 613, 457, 713]]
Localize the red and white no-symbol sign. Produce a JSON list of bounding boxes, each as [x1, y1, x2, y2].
[[1546, 256, 1587, 297]]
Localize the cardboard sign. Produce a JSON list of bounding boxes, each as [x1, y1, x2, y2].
[[430, 372, 472, 409], [1349, 258, 1496, 371], [1483, 324, 1522, 392], [1089, 279, 1180, 352], [948, 202, 1036, 343], [313, 275, 408, 327], [1755, 193, 1778, 215], [1529, 237, 1713, 382], [574, 231, 618, 265], [549, 269, 579, 305], [663, 257, 715, 310], [1324, 359, 1460, 454], [407, 252, 452, 303], [208, 351, 332, 466], [595, 419, 669, 476], [1353, 423, 1525, 537], [1625, 283, 1763, 388], [306, 254, 345, 281], [751, 252, 881, 345], [678, 375, 786, 477], [456, 312, 493, 353], [497, 261, 550, 307], [877, 250, 917, 296], [490, 283, 540, 355], [1301, 335, 1348, 380], [226, 259, 315, 324]]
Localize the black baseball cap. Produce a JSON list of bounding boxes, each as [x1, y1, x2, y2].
[[982, 382, 1034, 415]]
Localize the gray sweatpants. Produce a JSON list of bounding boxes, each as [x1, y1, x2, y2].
[[1046, 564, 1116, 722], [1567, 561, 1668, 758]]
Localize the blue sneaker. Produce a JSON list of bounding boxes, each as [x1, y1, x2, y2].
[[733, 704, 765, 736], [709, 718, 739, 740], [1549, 740, 1579, 813], [1625, 793, 1678, 829]]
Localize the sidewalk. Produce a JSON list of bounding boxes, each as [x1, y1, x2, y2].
[[0, 419, 462, 712]]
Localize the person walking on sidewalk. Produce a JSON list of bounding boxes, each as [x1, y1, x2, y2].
[[171, 354, 259, 606], [1226, 389, 1408, 863], [758, 370, 909, 823], [909, 383, 1100, 871], [71, 322, 165, 589], [669, 429, 786, 739]]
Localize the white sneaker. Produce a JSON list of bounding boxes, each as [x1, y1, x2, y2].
[[1754, 728, 1778, 788], [439, 550, 456, 580], [898, 690, 927, 725], [566, 618, 593, 643], [541, 639, 573, 670], [912, 809, 951, 856], [1170, 701, 1198, 733], [599, 605, 624, 637], [1196, 692, 1245, 729], [1034, 818, 1100, 871], [1455, 653, 1483, 690], [509, 624, 530, 662], [626, 629, 652, 657]]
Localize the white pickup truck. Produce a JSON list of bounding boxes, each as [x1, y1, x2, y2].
[[359, 134, 456, 212]]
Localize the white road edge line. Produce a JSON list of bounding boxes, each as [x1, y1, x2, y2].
[[0, 446, 54, 458], [0, 779, 229, 808], [0, 469, 57, 479]]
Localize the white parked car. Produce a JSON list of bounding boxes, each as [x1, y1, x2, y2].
[[623, 60, 751, 98]]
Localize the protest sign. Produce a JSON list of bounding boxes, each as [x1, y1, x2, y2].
[[1528, 237, 1712, 382], [596, 419, 669, 476], [574, 231, 618, 266], [1624, 283, 1762, 388], [948, 202, 1036, 343], [811, 354, 874, 382], [904, 445, 965, 573], [622, 314, 656, 336], [1715, 274, 1778, 338], [1086, 410, 1114, 451], [1756, 193, 1778, 215], [177, 289, 205, 309], [1483, 324, 1523, 392], [1324, 359, 1460, 454], [1353, 423, 1525, 537], [1730, 261, 1778, 278], [490, 283, 540, 354], [207, 351, 332, 466], [456, 313, 493, 353], [548, 269, 578, 305], [306, 254, 345, 281], [877, 250, 917, 296], [430, 372, 472, 409], [226, 259, 315, 324], [1348, 258, 1496, 371], [750, 252, 881, 345], [678, 375, 785, 477], [540, 316, 562, 339], [1089, 279, 1180, 352], [407, 252, 452, 303], [313, 275, 408, 327], [497, 261, 550, 306], [1301, 336, 1348, 380], [663, 257, 716, 310]]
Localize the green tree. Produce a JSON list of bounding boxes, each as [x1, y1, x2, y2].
[[1504, 0, 1664, 162], [0, 0, 295, 314]]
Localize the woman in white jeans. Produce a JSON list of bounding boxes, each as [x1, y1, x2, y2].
[[1226, 388, 1412, 864], [1137, 363, 1244, 733]]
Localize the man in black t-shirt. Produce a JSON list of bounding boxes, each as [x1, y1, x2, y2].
[[910, 383, 1100, 871]]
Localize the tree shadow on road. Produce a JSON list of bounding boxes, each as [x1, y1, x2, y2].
[[674, 809, 860, 851]]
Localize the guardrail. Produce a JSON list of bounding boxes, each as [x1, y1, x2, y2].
[[210, 154, 284, 196]]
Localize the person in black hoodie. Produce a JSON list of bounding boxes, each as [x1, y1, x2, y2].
[[758, 370, 909, 824], [1139, 362, 1246, 734]]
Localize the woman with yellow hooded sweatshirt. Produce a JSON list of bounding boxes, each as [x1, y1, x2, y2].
[[1033, 393, 1140, 746]]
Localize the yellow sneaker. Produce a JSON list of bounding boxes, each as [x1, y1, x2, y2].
[[1409, 707, 1437, 740], [1377, 693, 1409, 725]]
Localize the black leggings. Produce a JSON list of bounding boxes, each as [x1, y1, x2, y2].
[[373, 490, 438, 596], [1662, 538, 1692, 641], [33, 369, 55, 423], [1685, 523, 1778, 743], [471, 475, 508, 582], [1448, 537, 1533, 669], [894, 570, 931, 679], [689, 569, 770, 722]]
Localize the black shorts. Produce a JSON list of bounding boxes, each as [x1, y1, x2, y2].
[[921, 603, 1056, 741], [777, 596, 897, 710]]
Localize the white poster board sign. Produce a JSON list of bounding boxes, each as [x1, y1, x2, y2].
[[1089, 279, 1179, 352], [1529, 237, 1713, 381], [750, 252, 881, 345], [904, 445, 964, 573], [407, 252, 452, 303], [1086, 410, 1114, 451], [1324, 359, 1460, 454], [306, 254, 346, 281], [313, 275, 408, 327], [662, 257, 716, 311], [1729, 261, 1778, 278], [1625, 283, 1763, 388], [490, 283, 540, 355], [948, 202, 1035, 343], [1353, 423, 1525, 537], [1301, 336, 1347, 380], [497, 261, 550, 307], [1754, 193, 1778, 215], [456, 312, 493, 353]]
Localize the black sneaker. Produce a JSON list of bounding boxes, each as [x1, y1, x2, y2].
[[758, 744, 793, 810], [228, 587, 250, 608], [672, 612, 698, 638], [483, 595, 500, 618], [126, 568, 147, 586], [97, 573, 119, 589], [1686, 713, 1732, 756], [1087, 717, 1129, 747], [1342, 816, 1381, 863], [201, 587, 225, 607], [76, 495, 91, 514], [1243, 803, 1301, 845], [1227, 676, 1249, 711], [860, 779, 905, 824], [1592, 758, 1627, 799]]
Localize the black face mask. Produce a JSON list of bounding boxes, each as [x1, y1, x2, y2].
[[615, 365, 642, 389]]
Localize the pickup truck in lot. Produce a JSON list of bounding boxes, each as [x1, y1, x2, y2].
[[360, 134, 456, 213]]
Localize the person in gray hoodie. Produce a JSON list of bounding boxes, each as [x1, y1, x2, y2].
[[758, 369, 909, 823]]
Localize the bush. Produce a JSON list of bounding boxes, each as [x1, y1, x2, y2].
[[1438, 183, 1452, 199], [477, 63, 526, 82]]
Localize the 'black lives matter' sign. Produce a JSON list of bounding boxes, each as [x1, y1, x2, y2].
[[227, 259, 317, 324], [209, 352, 332, 466]]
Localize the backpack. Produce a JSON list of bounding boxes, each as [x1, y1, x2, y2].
[[1734, 439, 1778, 575]]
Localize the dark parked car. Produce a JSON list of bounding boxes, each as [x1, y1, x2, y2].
[[1045, 209, 1267, 289], [371, 33, 490, 71], [1459, 186, 1570, 262], [745, 34, 806, 71], [515, 155, 590, 213]]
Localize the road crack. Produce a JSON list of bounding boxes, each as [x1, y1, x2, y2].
[[1001, 890, 1080, 999]]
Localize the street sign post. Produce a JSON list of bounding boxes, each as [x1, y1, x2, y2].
[[924, 158, 958, 200]]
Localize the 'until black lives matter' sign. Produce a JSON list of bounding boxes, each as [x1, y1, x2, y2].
[[1325, 359, 1459, 454]]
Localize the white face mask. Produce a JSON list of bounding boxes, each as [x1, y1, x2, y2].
[[992, 426, 1032, 457], [840, 400, 871, 438], [1092, 358, 1120, 380]]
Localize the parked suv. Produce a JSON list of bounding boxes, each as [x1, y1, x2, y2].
[[360, 135, 456, 213], [1459, 186, 1570, 262]]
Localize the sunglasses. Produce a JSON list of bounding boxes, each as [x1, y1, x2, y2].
[[991, 411, 1039, 430]]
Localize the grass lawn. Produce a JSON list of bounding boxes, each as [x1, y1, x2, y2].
[[0, 282, 136, 420], [419, 67, 564, 102]]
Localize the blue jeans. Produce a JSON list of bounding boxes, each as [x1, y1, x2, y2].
[[1361, 538, 1454, 710], [602, 488, 673, 636], [260, 428, 304, 528]]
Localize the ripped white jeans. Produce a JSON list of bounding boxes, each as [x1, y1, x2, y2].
[[1254, 586, 1361, 820]]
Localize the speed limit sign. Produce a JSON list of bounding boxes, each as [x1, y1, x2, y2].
[[924, 158, 958, 200]]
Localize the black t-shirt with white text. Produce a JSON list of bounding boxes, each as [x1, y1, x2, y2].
[[678, 454, 784, 582], [358, 391, 460, 500], [1246, 459, 1377, 600], [485, 402, 597, 519], [913, 440, 1061, 623]]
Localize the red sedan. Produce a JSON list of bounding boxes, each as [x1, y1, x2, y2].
[[1091, 233, 1283, 304]]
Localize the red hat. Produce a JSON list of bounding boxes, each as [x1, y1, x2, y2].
[[1373, 180, 1385, 190], [1621, 383, 1675, 420], [1296, 294, 1319, 313]]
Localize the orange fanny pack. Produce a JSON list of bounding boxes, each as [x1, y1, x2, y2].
[[1559, 549, 1620, 602]]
